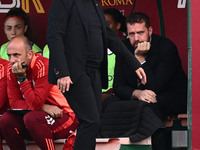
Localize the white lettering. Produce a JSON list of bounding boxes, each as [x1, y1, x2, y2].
[[177, 0, 186, 8], [45, 115, 55, 125], [0, 0, 20, 13], [120, 10, 125, 15]]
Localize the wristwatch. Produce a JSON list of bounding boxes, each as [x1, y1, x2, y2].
[[17, 75, 27, 83]]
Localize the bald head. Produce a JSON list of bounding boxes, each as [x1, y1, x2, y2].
[[7, 35, 33, 66], [8, 35, 32, 53]]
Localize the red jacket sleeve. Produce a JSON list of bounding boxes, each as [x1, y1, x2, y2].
[[0, 59, 9, 111], [7, 57, 53, 110], [7, 64, 29, 109]]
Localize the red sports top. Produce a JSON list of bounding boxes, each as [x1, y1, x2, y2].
[[0, 58, 10, 114], [7, 54, 73, 114]]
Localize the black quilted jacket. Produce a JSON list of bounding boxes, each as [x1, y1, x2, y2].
[[99, 100, 164, 142]]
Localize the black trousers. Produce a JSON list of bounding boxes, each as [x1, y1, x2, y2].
[[64, 66, 102, 150]]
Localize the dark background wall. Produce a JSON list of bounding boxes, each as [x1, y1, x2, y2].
[[0, 0, 188, 73]]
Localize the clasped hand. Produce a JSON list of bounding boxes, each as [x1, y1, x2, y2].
[[133, 89, 157, 103], [135, 41, 151, 56], [134, 41, 151, 84], [42, 104, 63, 118], [12, 61, 27, 76]]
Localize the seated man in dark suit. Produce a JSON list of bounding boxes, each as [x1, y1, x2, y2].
[[100, 12, 187, 150], [114, 12, 187, 116]]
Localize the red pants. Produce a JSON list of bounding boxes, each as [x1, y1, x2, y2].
[[0, 111, 79, 150], [0, 116, 2, 150]]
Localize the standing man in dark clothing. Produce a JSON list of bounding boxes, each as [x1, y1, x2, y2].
[[47, 1, 146, 150]]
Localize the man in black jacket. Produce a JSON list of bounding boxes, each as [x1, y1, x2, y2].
[[47, 1, 146, 150], [107, 12, 187, 150], [114, 12, 187, 116]]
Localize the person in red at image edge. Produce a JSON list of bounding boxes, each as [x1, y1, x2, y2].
[[0, 35, 79, 150], [0, 58, 10, 150], [0, 58, 10, 115]]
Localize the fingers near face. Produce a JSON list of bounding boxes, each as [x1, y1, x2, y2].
[[137, 41, 150, 51]]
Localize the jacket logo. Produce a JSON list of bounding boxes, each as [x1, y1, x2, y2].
[[56, 70, 59, 75]]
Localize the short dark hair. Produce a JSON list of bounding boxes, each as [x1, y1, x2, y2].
[[104, 8, 127, 32], [126, 12, 151, 28], [4, 8, 29, 25], [24, 37, 33, 52], [4, 8, 33, 41]]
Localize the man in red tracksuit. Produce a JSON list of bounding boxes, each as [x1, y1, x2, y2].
[[0, 35, 79, 150], [0, 58, 9, 115], [0, 58, 10, 150]]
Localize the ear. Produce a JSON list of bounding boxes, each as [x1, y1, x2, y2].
[[4, 26, 6, 33], [24, 25, 28, 33], [27, 50, 34, 59], [148, 26, 153, 36], [3, 27, 9, 37], [4, 25, 8, 36], [116, 23, 121, 31]]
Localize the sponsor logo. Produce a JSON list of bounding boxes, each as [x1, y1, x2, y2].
[[177, 0, 186, 8], [45, 115, 55, 125], [0, 0, 44, 13], [100, 0, 134, 6]]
